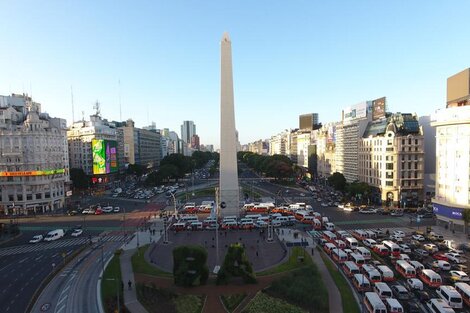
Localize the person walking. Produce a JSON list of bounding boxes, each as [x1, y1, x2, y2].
[[128, 280, 132, 290]]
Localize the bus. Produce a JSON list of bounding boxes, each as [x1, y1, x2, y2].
[[373, 244, 389, 257], [353, 274, 371, 292], [436, 285, 463, 309], [363, 292, 386, 313], [454, 282, 470, 307], [350, 253, 365, 267], [374, 282, 393, 299], [395, 260, 416, 278], [357, 247, 372, 260], [323, 243, 336, 255], [352, 229, 369, 240], [377, 265, 394, 282], [331, 248, 348, 263], [365, 269, 382, 284], [382, 240, 400, 257], [419, 269, 442, 288], [342, 261, 360, 277], [294, 210, 309, 221], [345, 237, 358, 250], [322, 231, 337, 243], [335, 239, 347, 249]]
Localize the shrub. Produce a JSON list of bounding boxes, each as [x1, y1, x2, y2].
[[173, 245, 209, 287], [217, 243, 257, 285], [242, 292, 307, 313]]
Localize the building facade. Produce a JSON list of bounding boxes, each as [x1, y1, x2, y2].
[[181, 120, 196, 145], [0, 94, 70, 215], [432, 68, 470, 231], [299, 113, 319, 130], [359, 113, 424, 206]]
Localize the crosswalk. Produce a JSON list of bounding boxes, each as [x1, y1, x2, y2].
[[308, 227, 410, 239], [0, 234, 128, 257]]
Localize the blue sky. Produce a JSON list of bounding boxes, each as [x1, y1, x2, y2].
[[1, 1, 469, 148]]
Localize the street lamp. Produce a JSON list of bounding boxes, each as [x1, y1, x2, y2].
[[170, 192, 178, 219], [105, 278, 121, 313]]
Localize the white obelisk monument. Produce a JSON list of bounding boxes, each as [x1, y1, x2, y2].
[[219, 32, 240, 217]]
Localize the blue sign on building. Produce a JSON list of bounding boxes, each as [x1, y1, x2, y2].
[[432, 203, 463, 220]]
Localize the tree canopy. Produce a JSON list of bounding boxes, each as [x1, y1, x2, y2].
[[238, 151, 294, 181]]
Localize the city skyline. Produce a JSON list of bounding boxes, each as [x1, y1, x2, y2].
[[1, 1, 470, 148]]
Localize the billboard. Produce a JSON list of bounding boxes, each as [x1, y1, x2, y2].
[[0, 169, 65, 177], [432, 202, 463, 220], [343, 102, 367, 122], [372, 97, 386, 120], [92, 139, 118, 174]]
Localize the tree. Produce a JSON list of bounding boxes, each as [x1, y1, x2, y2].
[[70, 168, 89, 189], [216, 243, 257, 285], [127, 164, 145, 176], [173, 245, 209, 287], [327, 172, 346, 191], [462, 209, 470, 234]]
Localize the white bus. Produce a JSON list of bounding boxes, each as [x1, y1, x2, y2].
[[357, 247, 371, 260], [345, 237, 358, 250], [454, 282, 470, 307], [342, 261, 360, 277], [350, 252, 365, 267], [436, 285, 463, 309], [373, 282, 392, 299], [377, 265, 394, 282], [382, 240, 400, 257], [363, 292, 386, 313], [322, 230, 337, 243], [331, 248, 348, 263], [395, 260, 416, 278], [426, 298, 456, 313]]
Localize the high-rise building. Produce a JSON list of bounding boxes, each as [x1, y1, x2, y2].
[[359, 113, 424, 206], [432, 68, 470, 232], [219, 32, 240, 216], [299, 113, 319, 130], [191, 134, 200, 150], [0, 94, 70, 215], [117, 119, 162, 169], [419, 115, 436, 201], [181, 121, 196, 145]]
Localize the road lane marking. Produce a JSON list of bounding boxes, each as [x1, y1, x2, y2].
[[57, 294, 68, 306], [55, 303, 66, 313]]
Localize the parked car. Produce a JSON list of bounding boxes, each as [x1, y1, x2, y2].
[[451, 264, 468, 272], [413, 290, 430, 302], [113, 207, 121, 213], [411, 234, 425, 241], [29, 234, 43, 243], [423, 243, 439, 253], [392, 230, 406, 238], [432, 260, 451, 271], [449, 270, 470, 282], [415, 249, 429, 257], [399, 244, 411, 254], [391, 284, 411, 301], [445, 252, 466, 264], [406, 278, 424, 291]]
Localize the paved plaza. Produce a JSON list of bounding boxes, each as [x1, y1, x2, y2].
[[147, 229, 287, 272]]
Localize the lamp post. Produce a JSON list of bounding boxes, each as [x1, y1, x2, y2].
[[170, 192, 178, 219], [105, 278, 121, 313]]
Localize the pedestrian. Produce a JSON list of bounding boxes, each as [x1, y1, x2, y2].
[[311, 248, 314, 255], [256, 251, 259, 257], [128, 280, 132, 290], [121, 280, 124, 291]]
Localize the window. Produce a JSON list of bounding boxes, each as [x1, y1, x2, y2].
[[36, 193, 42, 199], [27, 194, 32, 200], [386, 181, 393, 186], [386, 163, 393, 170]]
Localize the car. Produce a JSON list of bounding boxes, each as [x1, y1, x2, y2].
[[405, 300, 421, 313], [417, 212, 434, 218], [392, 230, 406, 238], [29, 234, 43, 243], [102, 206, 113, 213], [415, 249, 429, 257], [81, 208, 90, 214], [448, 248, 465, 256], [399, 244, 411, 254], [445, 252, 466, 263], [451, 263, 468, 272], [432, 260, 451, 271], [67, 210, 78, 216], [433, 253, 448, 261], [71, 229, 83, 237], [389, 235, 404, 243], [255, 220, 268, 228], [423, 243, 439, 253], [113, 207, 121, 213], [390, 210, 404, 217], [94, 208, 103, 215], [413, 290, 430, 302], [449, 270, 470, 282], [391, 284, 411, 301], [359, 208, 377, 214], [411, 234, 425, 241], [406, 278, 424, 291]]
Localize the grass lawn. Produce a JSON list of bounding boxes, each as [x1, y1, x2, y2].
[[136, 283, 204, 313], [176, 188, 215, 200], [320, 252, 360, 313], [220, 294, 247, 313], [242, 292, 307, 313], [131, 245, 173, 277], [257, 247, 312, 276], [265, 265, 329, 313], [101, 251, 125, 313]]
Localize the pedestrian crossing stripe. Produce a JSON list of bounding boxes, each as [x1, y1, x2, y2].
[[0, 235, 128, 257], [307, 227, 411, 239]]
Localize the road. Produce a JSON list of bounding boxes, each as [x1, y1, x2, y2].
[[30, 240, 122, 313]]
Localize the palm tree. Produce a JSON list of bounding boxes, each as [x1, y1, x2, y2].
[[462, 209, 470, 234]]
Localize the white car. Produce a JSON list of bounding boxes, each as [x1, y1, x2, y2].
[[113, 207, 121, 213], [406, 278, 423, 291], [445, 252, 466, 264], [29, 235, 43, 243], [450, 270, 470, 282], [399, 244, 411, 254], [411, 234, 425, 241], [71, 229, 83, 237], [392, 230, 406, 238]]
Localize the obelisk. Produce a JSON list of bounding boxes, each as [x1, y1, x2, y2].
[[219, 32, 240, 217]]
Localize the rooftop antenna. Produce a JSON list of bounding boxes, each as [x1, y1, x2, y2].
[[93, 100, 101, 117], [71, 86, 75, 123], [147, 104, 149, 125], [118, 79, 122, 121], [81, 110, 85, 122]]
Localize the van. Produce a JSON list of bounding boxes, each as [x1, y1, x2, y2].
[[352, 274, 371, 291], [374, 282, 393, 299], [373, 244, 390, 256], [377, 265, 395, 282], [429, 232, 444, 241], [342, 261, 360, 277], [274, 216, 288, 225], [384, 298, 404, 313], [436, 285, 463, 309], [325, 222, 335, 231], [365, 269, 382, 283], [322, 216, 329, 224], [44, 229, 65, 241], [409, 260, 424, 273], [357, 247, 371, 260]]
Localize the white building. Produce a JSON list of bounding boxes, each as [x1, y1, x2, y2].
[[181, 120, 196, 146], [0, 94, 70, 215], [431, 68, 470, 232]]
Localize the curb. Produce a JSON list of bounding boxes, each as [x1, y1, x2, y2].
[[97, 252, 116, 313]]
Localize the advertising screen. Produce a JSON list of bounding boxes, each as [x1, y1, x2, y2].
[[92, 139, 118, 174], [372, 97, 386, 120], [343, 102, 367, 122]]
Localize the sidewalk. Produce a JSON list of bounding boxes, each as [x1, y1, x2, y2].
[[277, 228, 343, 313], [118, 219, 164, 313]]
